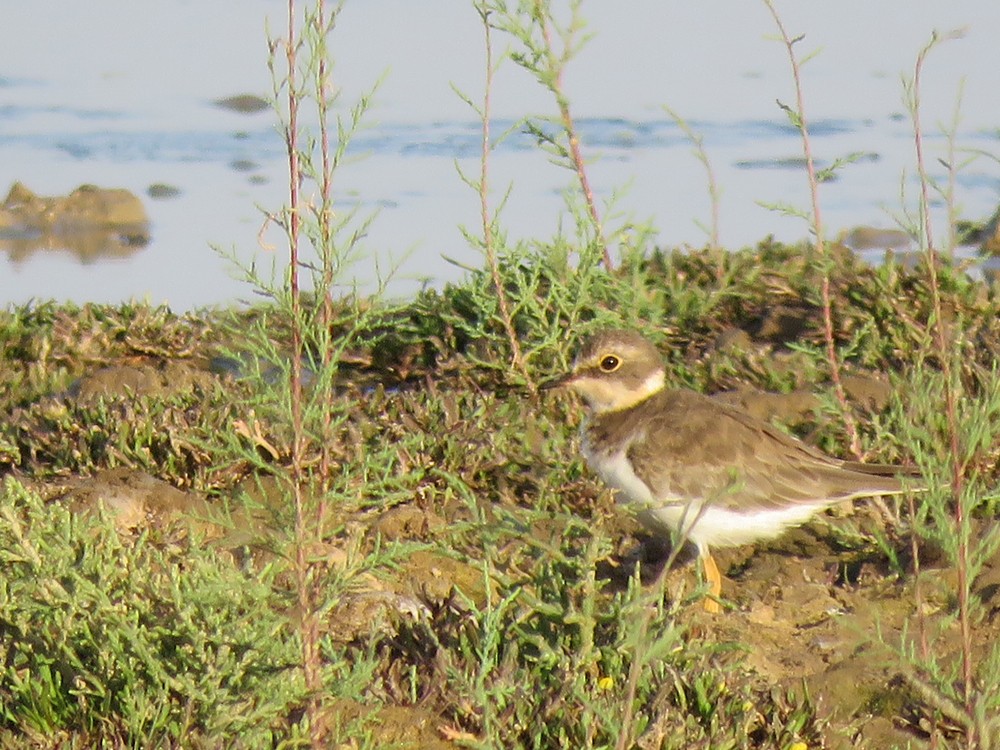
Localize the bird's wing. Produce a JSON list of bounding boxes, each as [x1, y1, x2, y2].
[[625, 389, 908, 513]]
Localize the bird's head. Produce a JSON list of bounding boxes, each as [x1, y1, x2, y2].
[[543, 329, 666, 413]]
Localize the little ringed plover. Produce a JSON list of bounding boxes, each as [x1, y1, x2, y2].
[[546, 328, 919, 613]]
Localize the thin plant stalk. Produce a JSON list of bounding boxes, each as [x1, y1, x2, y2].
[[909, 29, 973, 736], [942, 81, 966, 259], [614, 550, 680, 750], [615, 501, 713, 750], [281, 0, 326, 742], [531, 1, 611, 271], [904, 487, 931, 697], [494, 0, 612, 271], [476, 5, 534, 392], [662, 103, 722, 261], [762, 0, 861, 459], [316, 0, 337, 503]]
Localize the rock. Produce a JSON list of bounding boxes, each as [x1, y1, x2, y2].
[[68, 365, 163, 404], [326, 589, 430, 643], [711, 327, 754, 353], [372, 505, 446, 540], [0, 182, 150, 262], [401, 549, 493, 607], [213, 94, 269, 114], [1, 182, 148, 232], [66, 361, 212, 405], [147, 183, 181, 200], [323, 548, 490, 643], [840, 226, 911, 252], [58, 467, 213, 535], [751, 304, 811, 344]]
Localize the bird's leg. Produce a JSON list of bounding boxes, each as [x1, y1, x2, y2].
[[700, 549, 722, 613]]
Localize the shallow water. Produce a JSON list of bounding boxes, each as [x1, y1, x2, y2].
[[1, 1, 998, 311]]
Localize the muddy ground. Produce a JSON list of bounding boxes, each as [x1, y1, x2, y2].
[[1, 242, 999, 747]]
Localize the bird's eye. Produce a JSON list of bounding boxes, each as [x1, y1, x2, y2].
[[599, 354, 621, 372]]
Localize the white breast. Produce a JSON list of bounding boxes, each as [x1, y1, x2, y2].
[[581, 438, 833, 551], [581, 440, 660, 506], [642, 500, 831, 550]]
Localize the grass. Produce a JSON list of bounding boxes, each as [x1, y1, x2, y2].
[[2, 241, 998, 748], [1, 0, 1000, 748]]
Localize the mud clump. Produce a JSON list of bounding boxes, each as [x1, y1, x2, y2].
[[53, 466, 215, 535], [67, 361, 212, 405], [0, 182, 150, 262]]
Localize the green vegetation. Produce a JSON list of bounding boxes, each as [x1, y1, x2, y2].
[[1, 1, 999, 748]]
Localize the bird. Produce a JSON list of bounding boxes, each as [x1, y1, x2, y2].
[[545, 328, 920, 613]]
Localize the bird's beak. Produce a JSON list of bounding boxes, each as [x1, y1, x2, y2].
[[540, 371, 577, 392]]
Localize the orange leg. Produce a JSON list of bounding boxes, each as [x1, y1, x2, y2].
[[700, 549, 722, 613]]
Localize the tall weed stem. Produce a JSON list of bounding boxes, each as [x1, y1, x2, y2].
[[492, 0, 613, 270], [475, 5, 534, 390], [762, 0, 861, 458], [662, 104, 721, 257], [908, 29, 974, 739], [279, 1, 326, 743]]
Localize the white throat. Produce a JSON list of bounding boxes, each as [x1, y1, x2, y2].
[[631, 369, 666, 404], [588, 368, 665, 413]]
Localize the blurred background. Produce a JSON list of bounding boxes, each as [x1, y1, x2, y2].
[[1, 0, 997, 310]]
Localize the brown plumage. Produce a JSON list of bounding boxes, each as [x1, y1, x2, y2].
[[548, 328, 921, 612], [591, 387, 911, 515]]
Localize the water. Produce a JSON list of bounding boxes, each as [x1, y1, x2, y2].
[[1, 1, 998, 311]]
